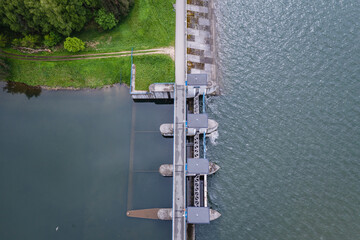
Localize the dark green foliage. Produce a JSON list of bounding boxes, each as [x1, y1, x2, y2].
[[11, 35, 39, 48], [0, 34, 8, 47], [20, 35, 40, 48], [95, 8, 118, 30], [0, 58, 10, 80], [41, 0, 88, 36], [100, 0, 134, 20], [0, 0, 99, 36], [0, 1, 30, 33], [63, 37, 85, 52], [11, 39, 21, 47], [43, 32, 62, 47]]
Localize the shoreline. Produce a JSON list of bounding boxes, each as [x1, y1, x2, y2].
[[0, 80, 128, 91]]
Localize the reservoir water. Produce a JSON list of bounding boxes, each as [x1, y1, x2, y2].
[[198, 0, 360, 239], [1, 1, 360, 240], [0, 84, 173, 239]]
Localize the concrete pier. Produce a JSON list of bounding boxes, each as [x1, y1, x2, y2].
[[172, 0, 187, 238], [127, 208, 220, 222], [160, 119, 218, 137], [159, 162, 220, 177]]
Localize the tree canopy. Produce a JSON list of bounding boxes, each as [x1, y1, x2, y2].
[[101, 0, 134, 21], [63, 37, 85, 52], [95, 8, 118, 30], [0, 0, 134, 36]]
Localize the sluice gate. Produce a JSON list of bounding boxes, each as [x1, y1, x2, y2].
[[127, 0, 220, 239]]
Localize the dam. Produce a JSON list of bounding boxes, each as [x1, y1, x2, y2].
[[127, 0, 220, 239]]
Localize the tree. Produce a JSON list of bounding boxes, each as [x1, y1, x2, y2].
[[0, 34, 8, 48], [20, 35, 40, 48], [0, 0, 98, 36], [100, 0, 134, 21], [41, 0, 88, 36], [95, 8, 118, 30], [64, 37, 85, 52], [43, 32, 62, 47]]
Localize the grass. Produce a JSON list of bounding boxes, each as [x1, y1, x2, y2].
[[4, 0, 175, 56], [7, 55, 174, 90], [4, 0, 176, 88], [75, 0, 175, 53], [134, 54, 175, 90]]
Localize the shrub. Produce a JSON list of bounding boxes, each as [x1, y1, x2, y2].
[[20, 35, 40, 48], [63, 37, 85, 52], [12, 38, 21, 47], [0, 34, 8, 48], [95, 8, 118, 30], [43, 32, 62, 47]]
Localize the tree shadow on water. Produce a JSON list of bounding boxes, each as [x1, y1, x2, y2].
[[3, 81, 41, 99]]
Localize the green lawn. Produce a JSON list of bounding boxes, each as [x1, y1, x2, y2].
[[75, 0, 176, 53], [134, 54, 175, 90], [7, 55, 174, 90], [4, 0, 176, 88]]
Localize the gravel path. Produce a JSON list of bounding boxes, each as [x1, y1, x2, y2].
[[0, 47, 175, 61]]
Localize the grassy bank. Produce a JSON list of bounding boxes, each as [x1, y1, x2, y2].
[[75, 0, 176, 53], [3, 0, 176, 55], [4, 0, 176, 88], [7, 55, 174, 90]]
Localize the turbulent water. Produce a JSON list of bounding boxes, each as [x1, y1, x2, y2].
[[197, 0, 360, 239]]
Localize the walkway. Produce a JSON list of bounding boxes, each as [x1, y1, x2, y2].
[[173, 0, 187, 240]]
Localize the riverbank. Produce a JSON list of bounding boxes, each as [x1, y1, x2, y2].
[[1, 0, 176, 89], [5, 54, 174, 90]]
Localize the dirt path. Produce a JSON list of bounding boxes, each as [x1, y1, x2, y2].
[[0, 47, 175, 61]]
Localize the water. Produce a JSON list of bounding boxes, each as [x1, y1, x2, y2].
[[198, 0, 360, 239], [1, 1, 360, 239], [0, 84, 173, 239]]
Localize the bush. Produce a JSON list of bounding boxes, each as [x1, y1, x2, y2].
[[63, 37, 85, 52], [20, 35, 40, 48], [43, 32, 62, 47], [0, 34, 8, 48], [12, 35, 40, 48], [95, 8, 118, 30], [11, 38, 21, 47]]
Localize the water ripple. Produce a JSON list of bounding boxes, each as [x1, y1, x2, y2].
[[198, 0, 360, 239]]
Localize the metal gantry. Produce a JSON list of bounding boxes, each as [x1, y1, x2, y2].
[[193, 93, 201, 207]]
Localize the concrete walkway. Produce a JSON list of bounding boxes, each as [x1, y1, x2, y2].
[[173, 0, 187, 240]]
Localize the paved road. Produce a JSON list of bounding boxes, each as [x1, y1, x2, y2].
[[173, 0, 187, 240], [175, 0, 186, 86], [173, 85, 186, 240]]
